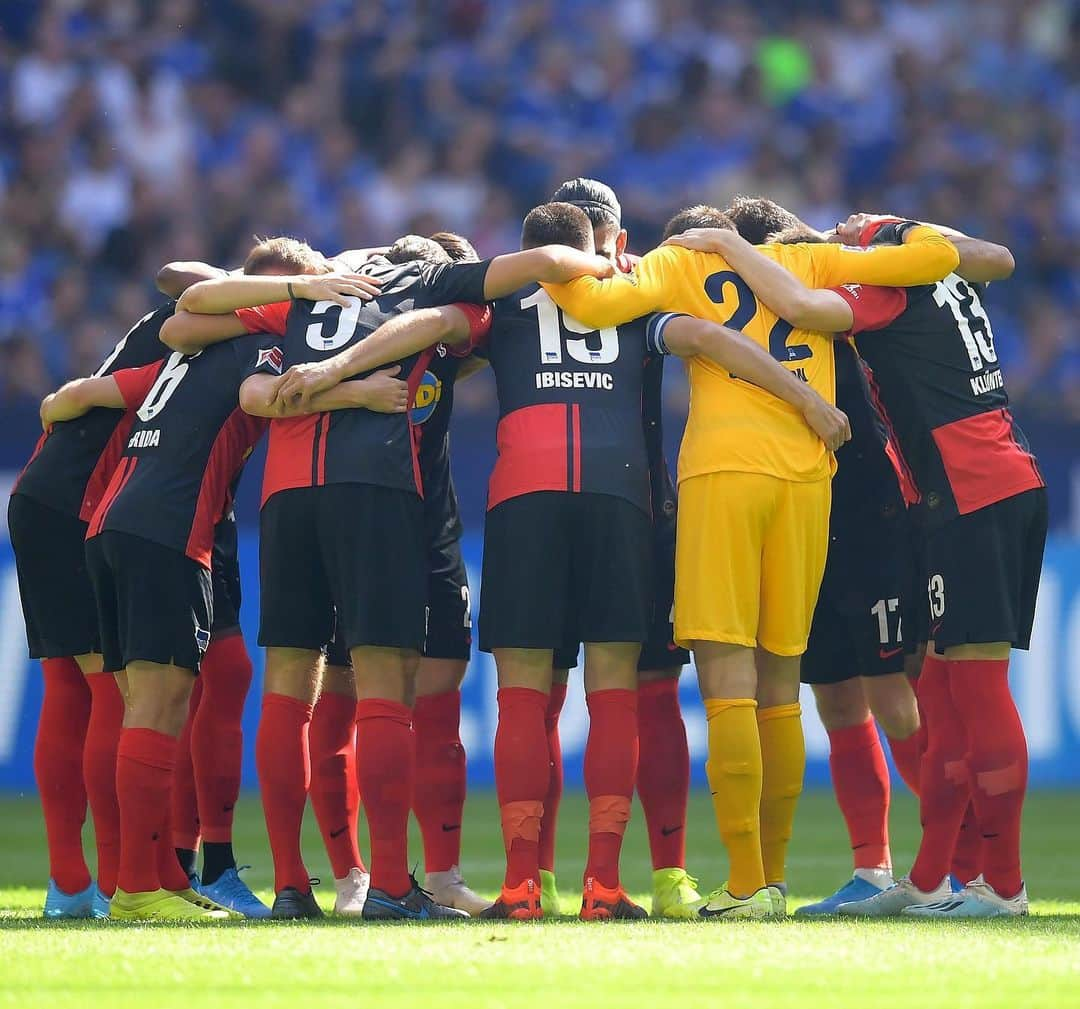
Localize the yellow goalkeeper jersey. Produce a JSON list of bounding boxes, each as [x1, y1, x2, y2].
[[543, 227, 958, 485]]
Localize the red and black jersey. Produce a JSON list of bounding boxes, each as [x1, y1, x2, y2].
[[13, 302, 176, 521], [235, 256, 490, 506], [481, 283, 662, 515], [835, 276, 1044, 526], [86, 334, 278, 569]]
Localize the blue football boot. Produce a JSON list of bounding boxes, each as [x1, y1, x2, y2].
[[795, 875, 890, 916], [43, 878, 97, 919], [200, 867, 272, 919]]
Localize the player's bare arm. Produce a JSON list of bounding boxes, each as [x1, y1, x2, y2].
[[835, 213, 1014, 283], [664, 229, 856, 332], [272, 305, 475, 410], [660, 316, 851, 451], [176, 271, 383, 315], [239, 366, 408, 419], [155, 261, 227, 299], [481, 245, 614, 300], [159, 310, 250, 355], [39, 376, 125, 430]]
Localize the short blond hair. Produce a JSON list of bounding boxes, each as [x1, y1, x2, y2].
[[243, 236, 330, 275]]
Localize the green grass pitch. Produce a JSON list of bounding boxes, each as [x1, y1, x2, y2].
[[1, 789, 1078, 1009]]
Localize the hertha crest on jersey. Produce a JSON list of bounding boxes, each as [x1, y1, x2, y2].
[[257, 346, 284, 374]]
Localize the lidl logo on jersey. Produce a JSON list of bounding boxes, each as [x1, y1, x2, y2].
[[411, 370, 442, 424]]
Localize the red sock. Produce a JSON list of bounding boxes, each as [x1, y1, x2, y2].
[[887, 728, 923, 796], [828, 718, 891, 870], [356, 699, 414, 897], [910, 654, 970, 892], [156, 801, 191, 892], [116, 728, 176, 894], [538, 683, 566, 874], [636, 678, 689, 871], [35, 658, 92, 894], [583, 689, 637, 889], [495, 687, 549, 889], [950, 658, 1027, 897], [171, 677, 203, 850], [83, 672, 124, 896], [192, 634, 252, 842], [309, 689, 363, 879], [951, 800, 984, 885], [256, 693, 313, 893], [413, 689, 466, 873]]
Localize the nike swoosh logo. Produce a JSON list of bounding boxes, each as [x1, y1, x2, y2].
[[702, 903, 750, 917], [660, 825, 683, 837], [441, 823, 461, 833], [330, 826, 348, 839], [879, 646, 903, 660], [366, 895, 425, 918], [223, 805, 235, 813]]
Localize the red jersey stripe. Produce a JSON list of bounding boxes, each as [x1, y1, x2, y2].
[[12, 430, 48, 496], [87, 456, 137, 539], [488, 404, 569, 510], [863, 363, 921, 507], [79, 413, 136, 523], [186, 409, 268, 568], [260, 415, 319, 507], [571, 403, 582, 493]]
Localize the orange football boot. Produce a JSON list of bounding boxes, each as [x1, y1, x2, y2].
[[478, 878, 543, 921], [579, 877, 648, 921]]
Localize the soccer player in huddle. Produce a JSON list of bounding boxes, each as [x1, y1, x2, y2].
[[712, 198, 927, 913], [540, 179, 699, 918], [166, 230, 617, 919], [546, 211, 959, 917], [271, 201, 854, 919], [701, 213, 1041, 917]]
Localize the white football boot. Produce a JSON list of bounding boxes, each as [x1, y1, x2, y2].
[[333, 867, 371, 916], [903, 876, 1029, 918], [837, 875, 951, 917]]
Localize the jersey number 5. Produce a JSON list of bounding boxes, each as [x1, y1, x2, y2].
[[520, 289, 619, 364]]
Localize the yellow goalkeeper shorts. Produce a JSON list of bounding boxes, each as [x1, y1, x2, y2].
[[674, 470, 831, 656]]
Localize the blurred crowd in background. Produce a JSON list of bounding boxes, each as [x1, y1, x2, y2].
[[0, 0, 1077, 419]]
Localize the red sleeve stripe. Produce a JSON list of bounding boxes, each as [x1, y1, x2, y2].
[[79, 414, 136, 523]]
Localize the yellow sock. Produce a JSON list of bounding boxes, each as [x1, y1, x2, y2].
[[703, 697, 764, 899], [758, 703, 805, 885]]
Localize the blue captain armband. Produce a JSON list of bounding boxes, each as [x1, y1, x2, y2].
[[645, 312, 691, 356]]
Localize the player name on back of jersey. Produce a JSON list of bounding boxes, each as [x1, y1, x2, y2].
[[536, 371, 615, 390], [970, 367, 1004, 397], [127, 428, 161, 449]]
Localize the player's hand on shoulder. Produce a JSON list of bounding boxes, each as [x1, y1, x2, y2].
[[835, 213, 901, 246], [39, 394, 55, 431], [352, 366, 408, 414], [272, 360, 341, 411], [662, 228, 734, 253], [290, 272, 382, 307], [801, 393, 852, 452]]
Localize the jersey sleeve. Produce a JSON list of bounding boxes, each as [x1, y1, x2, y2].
[[808, 226, 960, 289], [235, 300, 291, 337], [443, 302, 493, 357], [645, 312, 691, 356], [543, 246, 674, 329], [112, 362, 163, 410], [241, 335, 286, 380], [829, 285, 908, 335], [414, 259, 492, 308]]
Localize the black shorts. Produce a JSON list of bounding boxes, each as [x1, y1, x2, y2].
[[259, 483, 427, 652], [425, 532, 471, 661], [7, 494, 99, 659], [480, 492, 652, 652], [210, 518, 242, 634], [552, 497, 687, 671], [924, 488, 1047, 651], [802, 503, 910, 686], [87, 530, 212, 674]]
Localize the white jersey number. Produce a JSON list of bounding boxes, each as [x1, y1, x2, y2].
[[306, 297, 363, 352], [932, 275, 997, 373], [136, 351, 191, 422], [520, 288, 619, 365]]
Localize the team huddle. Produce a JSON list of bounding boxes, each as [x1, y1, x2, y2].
[[8, 176, 1045, 922]]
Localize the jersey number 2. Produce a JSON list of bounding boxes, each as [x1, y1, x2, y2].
[[704, 271, 812, 363]]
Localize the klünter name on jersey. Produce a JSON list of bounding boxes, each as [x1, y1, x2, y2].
[[970, 368, 1004, 396]]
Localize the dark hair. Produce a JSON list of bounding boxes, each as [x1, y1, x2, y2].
[[429, 231, 480, 263], [520, 202, 594, 252], [661, 205, 736, 240], [551, 177, 621, 230], [385, 234, 452, 265], [724, 195, 802, 245], [243, 235, 329, 275], [767, 223, 827, 245]]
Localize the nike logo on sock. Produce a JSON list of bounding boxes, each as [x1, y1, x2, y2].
[[330, 826, 348, 839], [442, 823, 461, 833], [660, 825, 683, 837]]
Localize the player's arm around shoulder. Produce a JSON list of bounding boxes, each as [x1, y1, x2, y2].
[[270, 304, 486, 413], [652, 313, 851, 452], [239, 368, 409, 419], [815, 217, 960, 287], [39, 375, 126, 429]]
